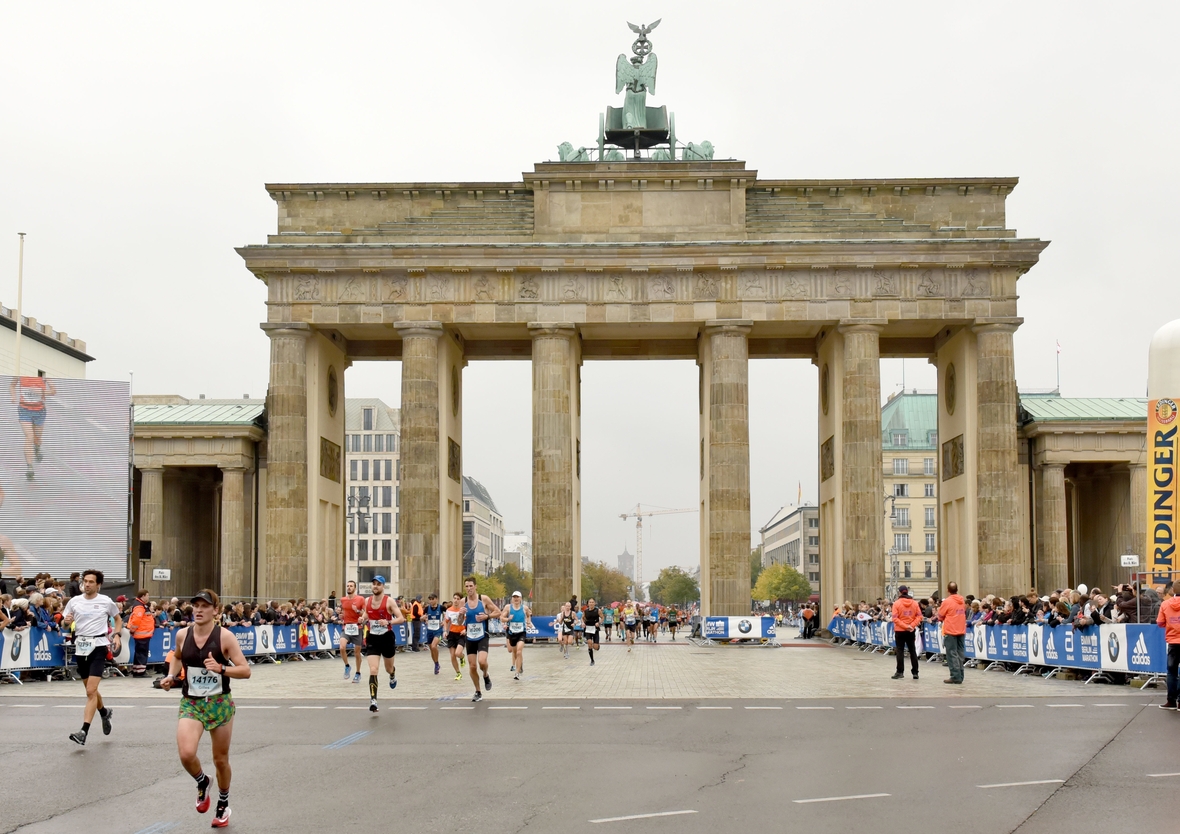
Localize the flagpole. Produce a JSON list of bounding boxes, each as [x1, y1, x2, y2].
[[14, 233, 25, 376], [1056, 340, 1060, 392]]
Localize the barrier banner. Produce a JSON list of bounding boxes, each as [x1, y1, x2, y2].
[[702, 616, 776, 640], [1147, 398, 1178, 585]]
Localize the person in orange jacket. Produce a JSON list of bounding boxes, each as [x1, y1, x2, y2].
[[936, 581, 968, 685], [127, 589, 156, 677], [891, 586, 923, 680], [1156, 580, 1180, 710]]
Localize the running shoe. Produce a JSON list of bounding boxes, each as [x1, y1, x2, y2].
[[100, 707, 112, 735], [509, 664, 515, 672], [195, 774, 211, 813], [389, 676, 397, 690], [513, 673, 520, 681], [590, 659, 595, 667], [26, 468, 33, 481], [353, 672, 360, 683], [212, 804, 231, 828], [34, 446, 43, 463], [370, 698, 378, 713], [454, 670, 463, 681], [343, 665, 351, 680], [484, 674, 492, 691], [460, 655, 466, 667], [69, 729, 87, 746], [1159, 702, 1177, 710], [472, 691, 483, 702], [434, 662, 440, 675]]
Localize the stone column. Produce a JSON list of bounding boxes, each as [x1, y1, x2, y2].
[[973, 322, 1025, 596], [261, 323, 311, 601], [220, 467, 248, 599], [838, 323, 884, 605], [703, 321, 752, 615], [395, 322, 443, 602], [1037, 463, 1068, 593], [1130, 463, 1147, 569], [530, 323, 578, 614], [139, 466, 164, 588]]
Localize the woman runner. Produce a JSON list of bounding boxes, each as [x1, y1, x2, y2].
[[11, 373, 56, 481], [445, 593, 466, 680], [500, 590, 533, 680]]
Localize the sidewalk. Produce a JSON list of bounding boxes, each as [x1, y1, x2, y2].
[[0, 636, 1139, 701]]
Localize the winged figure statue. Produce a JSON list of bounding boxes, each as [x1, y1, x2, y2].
[[615, 19, 660, 130]]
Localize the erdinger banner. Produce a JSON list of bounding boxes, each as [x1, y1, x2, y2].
[[1147, 398, 1178, 585], [0, 377, 131, 582], [702, 616, 776, 639]]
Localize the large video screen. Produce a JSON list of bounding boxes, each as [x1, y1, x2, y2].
[[0, 376, 130, 581]]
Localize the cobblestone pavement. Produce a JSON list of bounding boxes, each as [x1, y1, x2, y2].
[[0, 634, 1143, 701]]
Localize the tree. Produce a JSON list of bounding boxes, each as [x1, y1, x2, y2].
[[472, 574, 507, 602], [750, 546, 764, 589], [648, 566, 700, 606], [491, 563, 533, 599], [752, 563, 812, 603], [581, 560, 631, 606]]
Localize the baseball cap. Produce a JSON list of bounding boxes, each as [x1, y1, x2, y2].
[[897, 586, 909, 595], [115, 595, 127, 602], [191, 591, 217, 606], [371, 575, 387, 585], [512, 590, 522, 597]]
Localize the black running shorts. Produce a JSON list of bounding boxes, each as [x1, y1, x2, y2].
[[466, 635, 490, 655], [447, 632, 465, 650], [76, 648, 107, 679], [363, 632, 397, 659], [507, 631, 526, 646]]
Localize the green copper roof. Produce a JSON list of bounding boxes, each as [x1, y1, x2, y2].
[[881, 392, 938, 450], [134, 400, 265, 426], [1018, 396, 1147, 423]]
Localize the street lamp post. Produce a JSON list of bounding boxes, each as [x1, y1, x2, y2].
[[883, 494, 897, 600], [347, 492, 371, 585]]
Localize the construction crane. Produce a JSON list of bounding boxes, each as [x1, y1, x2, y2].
[[619, 504, 697, 592]]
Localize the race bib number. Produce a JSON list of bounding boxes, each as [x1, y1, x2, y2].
[[344, 624, 359, 636], [466, 621, 485, 640], [585, 626, 597, 635], [427, 619, 441, 631], [508, 621, 525, 634], [186, 666, 222, 698], [625, 617, 636, 625], [369, 624, 389, 636], [74, 636, 95, 657]]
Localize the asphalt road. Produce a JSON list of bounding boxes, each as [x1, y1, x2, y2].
[[2, 693, 1177, 834]]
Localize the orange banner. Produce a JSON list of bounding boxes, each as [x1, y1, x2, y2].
[[1148, 398, 1178, 584]]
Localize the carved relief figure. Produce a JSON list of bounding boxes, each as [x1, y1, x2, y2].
[[962, 269, 988, 297], [917, 270, 941, 297], [782, 274, 808, 299], [873, 270, 898, 296], [649, 276, 674, 298], [741, 272, 764, 296], [340, 277, 366, 302], [563, 277, 586, 300], [833, 272, 853, 296], [474, 275, 494, 301], [607, 275, 628, 300], [695, 273, 719, 299], [383, 275, 408, 301], [294, 276, 321, 301], [429, 275, 452, 300], [519, 276, 539, 300]]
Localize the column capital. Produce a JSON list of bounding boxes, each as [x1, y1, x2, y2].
[[703, 319, 753, 336], [260, 322, 312, 339], [971, 317, 1023, 335], [219, 465, 249, 473], [394, 321, 444, 339], [137, 464, 164, 473], [528, 322, 577, 339], [836, 319, 885, 335], [1040, 462, 1066, 472]]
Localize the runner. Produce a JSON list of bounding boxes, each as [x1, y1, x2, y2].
[[445, 592, 466, 679], [338, 580, 365, 683], [500, 590, 533, 680], [423, 593, 445, 675], [359, 576, 405, 713], [559, 602, 576, 659], [622, 600, 639, 652], [61, 569, 122, 746], [646, 604, 659, 643], [461, 576, 501, 702], [602, 604, 615, 642], [160, 589, 250, 828], [667, 606, 680, 641], [573, 604, 585, 648], [583, 598, 602, 666], [10, 373, 56, 481]]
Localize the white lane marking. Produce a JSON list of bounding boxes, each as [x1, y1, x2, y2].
[[897, 705, 934, 710], [1092, 703, 1128, 707], [290, 706, 326, 710], [1046, 704, 1083, 708], [977, 779, 1064, 789], [697, 706, 732, 710], [1147, 772, 1180, 778], [489, 706, 528, 710], [846, 706, 882, 710], [386, 706, 428, 710], [948, 705, 983, 709], [10, 704, 43, 708], [745, 706, 783, 710], [441, 706, 475, 710], [335, 706, 368, 710], [236, 705, 279, 709], [794, 793, 890, 804], [995, 705, 1034, 709], [542, 706, 580, 710], [54, 705, 80, 708], [595, 706, 632, 710], [147, 705, 177, 709], [589, 810, 698, 824], [646, 706, 681, 710], [797, 706, 834, 710]]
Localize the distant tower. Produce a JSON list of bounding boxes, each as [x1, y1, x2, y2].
[[617, 545, 635, 582]]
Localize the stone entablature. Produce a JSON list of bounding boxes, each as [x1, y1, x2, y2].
[[134, 427, 264, 471]]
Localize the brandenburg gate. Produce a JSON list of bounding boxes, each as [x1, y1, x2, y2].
[[237, 24, 1046, 616]]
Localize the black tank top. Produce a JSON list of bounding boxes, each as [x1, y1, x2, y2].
[[583, 608, 600, 627], [180, 625, 230, 697]]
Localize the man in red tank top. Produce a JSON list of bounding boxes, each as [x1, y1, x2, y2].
[[360, 576, 405, 713], [337, 581, 365, 684]]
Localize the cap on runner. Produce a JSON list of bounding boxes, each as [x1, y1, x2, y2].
[[372, 575, 387, 585]]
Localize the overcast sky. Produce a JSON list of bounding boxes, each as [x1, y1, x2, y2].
[[4, 3, 1177, 584]]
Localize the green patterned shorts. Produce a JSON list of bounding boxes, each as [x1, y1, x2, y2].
[[178, 693, 236, 731]]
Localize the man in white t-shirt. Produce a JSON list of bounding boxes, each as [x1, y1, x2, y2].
[[61, 569, 122, 745]]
